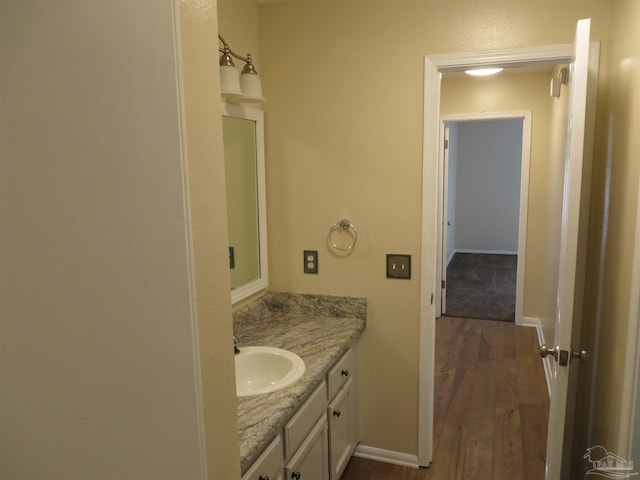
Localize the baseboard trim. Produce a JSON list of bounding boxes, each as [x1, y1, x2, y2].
[[519, 315, 539, 329], [454, 249, 518, 255], [353, 444, 420, 469], [446, 250, 455, 266], [522, 316, 551, 397]]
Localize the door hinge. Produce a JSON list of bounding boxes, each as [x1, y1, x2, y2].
[[444, 139, 449, 149], [441, 280, 446, 289]]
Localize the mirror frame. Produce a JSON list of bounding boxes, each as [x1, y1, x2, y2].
[[222, 103, 268, 303]]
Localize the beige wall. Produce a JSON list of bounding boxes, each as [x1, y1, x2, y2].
[[0, 1, 232, 478], [258, 0, 610, 455], [180, 1, 241, 478], [218, 0, 262, 83], [578, 0, 640, 461], [441, 72, 554, 325]]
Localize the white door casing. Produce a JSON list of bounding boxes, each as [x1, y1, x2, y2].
[[437, 113, 531, 324], [420, 21, 598, 469], [440, 125, 450, 315]]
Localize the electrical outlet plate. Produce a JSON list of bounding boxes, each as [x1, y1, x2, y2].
[[304, 250, 318, 274], [387, 254, 411, 279]]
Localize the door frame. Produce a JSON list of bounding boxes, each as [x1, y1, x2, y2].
[[437, 112, 532, 325], [418, 43, 595, 466]]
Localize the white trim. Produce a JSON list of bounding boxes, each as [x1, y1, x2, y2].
[[522, 316, 552, 397], [516, 113, 532, 325], [418, 53, 440, 467], [440, 125, 451, 315], [520, 315, 542, 329], [454, 249, 518, 256], [171, 1, 208, 477], [446, 250, 455, 266], [353, 445, 419, 469], [222, 104, 269, 305], [420, 43, 575, 467], [544, 21, 591, 479], [426, 44, 575, 69]]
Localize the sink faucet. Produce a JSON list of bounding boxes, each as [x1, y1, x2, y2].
[[233, 335, 240, 355]]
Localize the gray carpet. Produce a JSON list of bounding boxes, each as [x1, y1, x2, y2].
[[445, 253, 517, 322]]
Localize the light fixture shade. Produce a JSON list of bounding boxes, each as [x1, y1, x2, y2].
[[239, 72, 265, 103], [464, 67, 504, 77], [220, 64, 243, 97]]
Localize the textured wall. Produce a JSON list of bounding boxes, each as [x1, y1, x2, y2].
[[258, 0, 611, 456], [580, 0, 640, 462], [0, 1, 208, 477], [180, 0, 241, 478]]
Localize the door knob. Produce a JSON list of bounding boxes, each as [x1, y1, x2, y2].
[[571, 349, 590, 363], [539, 344, 558, 360], [540, 344, 590, 365]]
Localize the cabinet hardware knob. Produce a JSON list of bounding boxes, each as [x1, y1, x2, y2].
[[258, 477, 269, 480], [341, 369, 349, 377], [333, 410, 341, 417], [292, 472, 301, 480]]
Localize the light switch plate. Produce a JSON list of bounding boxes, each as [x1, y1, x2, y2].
[[387, 254, 411, 279]]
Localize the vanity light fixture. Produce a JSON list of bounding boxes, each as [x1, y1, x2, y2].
[[218, 34, 265, 103], [464, 67, 504, 77]]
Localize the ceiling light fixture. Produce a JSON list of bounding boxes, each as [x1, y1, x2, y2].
[[218, 34, 265, 103], [464, 67, 504, 77]]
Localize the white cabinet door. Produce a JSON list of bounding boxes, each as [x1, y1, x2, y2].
[[328, 378, 357, 479], [285, 416, 328, 480]]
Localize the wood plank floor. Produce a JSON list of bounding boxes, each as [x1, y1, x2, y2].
[[341, 316, 549, 480]]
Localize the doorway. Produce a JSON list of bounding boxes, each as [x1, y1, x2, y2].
[[439, 114, 530, 323], [417, 43, 588, 468]]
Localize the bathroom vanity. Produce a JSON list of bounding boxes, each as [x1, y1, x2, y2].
[[233, 292, 366, 480]]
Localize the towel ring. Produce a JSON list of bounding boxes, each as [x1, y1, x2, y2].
[[328, 219, 358, 251]]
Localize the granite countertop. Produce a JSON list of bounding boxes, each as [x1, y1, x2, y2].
[[233, 292, 366, 474]]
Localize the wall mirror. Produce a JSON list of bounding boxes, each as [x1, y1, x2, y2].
[[222, 103, 268, 303]]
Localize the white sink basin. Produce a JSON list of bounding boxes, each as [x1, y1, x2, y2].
[[235, 346, 306, 397]]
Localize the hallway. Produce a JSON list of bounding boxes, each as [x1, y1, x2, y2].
[[342, 317, 549, 479]]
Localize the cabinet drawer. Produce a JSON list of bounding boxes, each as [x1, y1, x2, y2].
[[285, 381, 327, 460], [242, 434, 284, 480], [327, 348, 355, 400]]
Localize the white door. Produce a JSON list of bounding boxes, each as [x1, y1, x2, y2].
[[543, 18, 592, 480], [440, 125, 451, 315]]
